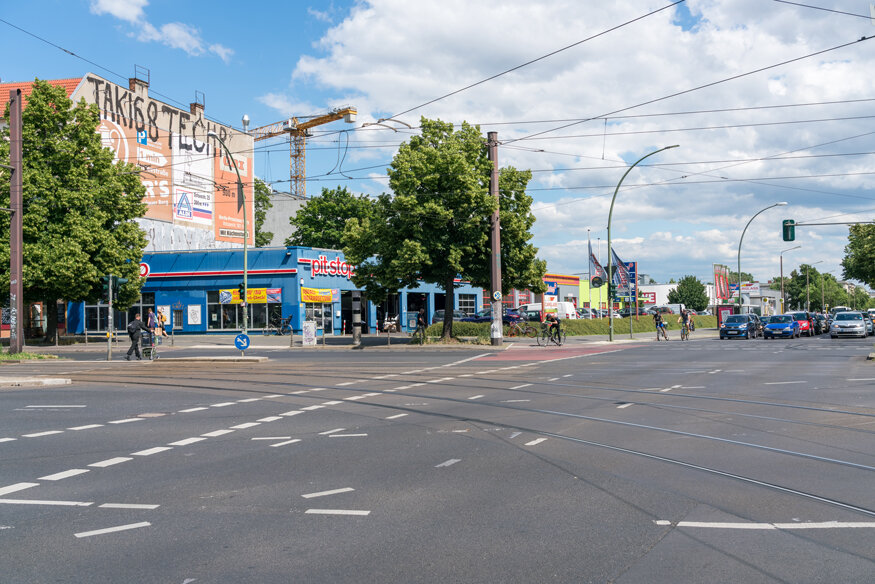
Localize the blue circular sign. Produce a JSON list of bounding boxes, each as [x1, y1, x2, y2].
[[234, 333, 251, 351]]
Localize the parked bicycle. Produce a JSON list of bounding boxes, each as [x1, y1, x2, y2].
[[263, 315, 293, 336], [536, 322, 565, 346], [506, 320, 537, 338]]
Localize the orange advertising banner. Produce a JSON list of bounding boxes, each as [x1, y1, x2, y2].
[[214, 148, 254, 246], [301, 287, 333, 303]]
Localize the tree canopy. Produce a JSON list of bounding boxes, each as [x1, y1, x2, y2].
[[254, 178, 274, 247], [343, 117, 546, 338], [842, 224, 875, 289], [667, 275, 709, 311], [286, 186, 374, 249], [0, 79, 147, 341]]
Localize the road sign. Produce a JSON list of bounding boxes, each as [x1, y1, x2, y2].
[[492, 290, 502, 301], [139, 262, 150, 277], [234, 333, 250, 351], [591, 276, 604, 288]]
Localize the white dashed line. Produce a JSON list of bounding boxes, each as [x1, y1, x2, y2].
[[264, 395, 283, 398], [280, 411, 303, 417], [329, 434, 367, 438], [386, 413, 408, 419], [99, 503, 160, 510], [764, 381, 807, 385], [257, 416, 283, 422], [509, 384, 531, 390], [201, 430, 234, 437], [89, 457, 133, 468], [22, 431, 64, 438], [269, 439, 301, 447], [657, 520, 875, 530], [468, 395, 484, 400], [0, 483, 39, 496], [301, 487, 355, 499], [39, 469, 89, 481], [427, 377, 454, 383], [525, 438, 547, 446], [336, 381, 355, 386], [435, 459, 461, 468], [251, 436, 292, 440], [322, 401, 343, 405], [319, 428, 346, 435], [301, 405, 324, 411], [305, 509, 370, 516], [563, 374, 573, 378], [617, 403, 634, 409], [178, 407, 208, 413], [0, 498, 91, 507], [548, 377, 560, 381], [211, 402, 236, 407], [131, 447, 172, 457], [501, 399, 531, 403], [0, 438, 15, 443], [237, 398, 261, 403], [230, 423, 261, 430], [25, 405, 86, 408], [167, 438, 207, 446], [108, 419, 143, 425], [344, 395, 367, 401], [74, 522, 151, 538], [393, 385, 412, 390]]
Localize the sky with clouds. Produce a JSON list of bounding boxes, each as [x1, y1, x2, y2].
[[2, 0, 875, 287]]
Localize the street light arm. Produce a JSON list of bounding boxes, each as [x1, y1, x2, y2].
[[737, 202, 787, 313]]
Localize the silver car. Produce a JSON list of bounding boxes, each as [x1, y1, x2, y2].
[[830, 311, 867, 339]]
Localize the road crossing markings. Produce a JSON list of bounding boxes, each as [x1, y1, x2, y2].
[[386, 413, 408, 420], [435, 459, 461, 468], [269, 439, 301, 447], [22, 431, 64, 438], [74, 521, 151, 538], [211, 402, 235, 408], [302, 487, 355, 499], [509, 384, 532, 390], [201, 429, 235, 437], [178, 407, 208, 413], [131, 447, 173, 457], [468, 395, 484, 400], [0, 498, 92, 507], [525, 438, 548, 447], [39, 469, 90, 481], [257, 416, 283, 422], [0, 483, 39, 497], [764, 381, 807, 385], [319, 428, 346, 435], [89, 457, 133, 468]]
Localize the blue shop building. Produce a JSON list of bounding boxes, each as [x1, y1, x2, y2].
[[67, 247, 483, 335]]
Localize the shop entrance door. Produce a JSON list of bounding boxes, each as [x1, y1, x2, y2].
[[305, 303, 333, 334]]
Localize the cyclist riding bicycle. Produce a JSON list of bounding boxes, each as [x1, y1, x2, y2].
[[653, 311, 668, 340], [677, 309, 691, 340], [545, 313, 561, 341]]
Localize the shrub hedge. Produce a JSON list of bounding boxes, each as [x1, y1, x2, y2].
[[426, 315, 717, 339]]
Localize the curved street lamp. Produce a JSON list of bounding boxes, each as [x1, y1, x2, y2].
[[779, 245, 800, 313], [607, 145, 679, 341], [737, 202, 787, 314], [208, 130, 248, 335]]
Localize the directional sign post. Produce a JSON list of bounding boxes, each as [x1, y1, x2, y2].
[[234, 333, 250, 355]]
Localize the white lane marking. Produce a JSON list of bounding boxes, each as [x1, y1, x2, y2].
[[39, 469, 89, 481], [264, 395, 283, 398], [0, 483, 39, 496], [237, 398, 261, 402], [362, 393, 380, 397], [301, 405, 324, 411], [322, 401, 343, 405], [479, 370, 498, 375], [211, 402, 236, 407], [309, 388, 329, 392], [89, 457, 133, 468], [108, 418, 143, 425], [319, 428, 346, 435], [386, 413, 408, 420], [251, 436, 292, 440], [847, 378, 875, 381], [393, 385, 412, 390], [305, 509, 370, 516], [257, 416, 283, 422], [99, 503, 160, 510], [444, 354, 487, 367], [410, 383, 425, 387], [281, 411, 303, 417], [0, 438, 15, 443], [201, 430, 234, 437], [302, 487, 355, 499], [22, 431, 64, 438], [659, 520, 875, 530], [617, 403, 634, 409], [764, 381, 807, 385], [525, 438, 547, 446], [435, 459, 461, 468], [288, 390, 309, 395], [563, 374, 573, 378], [167, 438, 206, 446], [509, 384, 532, 390], [329, 434, 367, 438], [74, 522, 151, 538], [372, 375, 388, 379], [682, 386, 706, 389], [548, 377, 560, 381], [178, 407, 208, 413], [426, 377, 454, 383], [509, 432, 521, 439], [707, 369, 722, 375], [131, 447, 172, 456], [25, 405, 86, 408], [336, 381, 355, 386], [230, 423, 261, 430], [501, 399, 530, 403], [468, 395, 484, 400], [344, 395, 368, 401], [452, 429, 469, 433], [269, 439, 301, 447], [459, 374, 473, 377], [660, 385, 681, 393], [0, 498, 91, 506]]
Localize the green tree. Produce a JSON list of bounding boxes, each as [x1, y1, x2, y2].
[[253, 178, 274, 247], [286, 186, 374, 249], [0, 79, 146, 343], [344, 118, 546, 339], [666, 275, 709, 312], [842, 224, 875, 289]]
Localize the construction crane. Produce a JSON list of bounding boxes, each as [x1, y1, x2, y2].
[[250, 106, 357, 198]]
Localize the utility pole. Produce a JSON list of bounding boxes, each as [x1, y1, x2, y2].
[[352, 291, 362, 346], [488, 131, 502, 346], [7, 89, 24, 355], [106, 275, 113, 361]]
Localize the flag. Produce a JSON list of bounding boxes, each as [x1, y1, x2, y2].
[[610, 249, 632, 293], [589, 240, 607, 282]]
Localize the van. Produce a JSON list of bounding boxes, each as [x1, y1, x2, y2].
[[517, 302, 579, 320]]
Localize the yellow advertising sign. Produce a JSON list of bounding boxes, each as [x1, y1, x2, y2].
[[301, 287, 333, 303], [219, 288, 281, 304]]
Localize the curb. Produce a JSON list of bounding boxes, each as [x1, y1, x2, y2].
[[156, 356, 270, 362], [0, 377, 72, 388]]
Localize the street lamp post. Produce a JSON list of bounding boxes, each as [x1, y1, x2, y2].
[[779, 245, 800, 313], [737, 202, 787, 314], [607, 145, 679, 341], [806, 260, 823, 312], [207, 130, 248, 335]]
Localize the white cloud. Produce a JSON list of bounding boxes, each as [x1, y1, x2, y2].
[[90, 0, 148, 24], [308, 7, 332, 23], [209, 44, 234, 64]]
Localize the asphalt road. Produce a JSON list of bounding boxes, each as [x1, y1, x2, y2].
[[2, 333, 874, 583]]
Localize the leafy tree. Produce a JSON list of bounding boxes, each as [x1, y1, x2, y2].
[[729, 271, 755, 284], [0, 79, 147, 343], [666, 275, 708, 311], [286, 186, 374, 249], [842, 224, 875, 289], [344, 118, 546, 339], [254, 178, 273, 247], [784, 265, 849, 312]]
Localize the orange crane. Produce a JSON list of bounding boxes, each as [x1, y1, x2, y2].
[[250, 106, 357, 198]]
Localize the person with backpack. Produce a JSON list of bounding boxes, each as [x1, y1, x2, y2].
[[126, 313, 150, 360]]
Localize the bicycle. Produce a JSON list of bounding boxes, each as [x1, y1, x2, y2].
[[263, 315, 293, 336], [507, 320, 537, 338], [411, 324, 427, 345], [536, 322, 565, 346], [656, 323, 669, 341], [680, 322, 690, 341]]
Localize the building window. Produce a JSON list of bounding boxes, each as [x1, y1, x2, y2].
[[206, 290, 281, 331], [458, 294, 476, 316], [84, 293, 153, 332]]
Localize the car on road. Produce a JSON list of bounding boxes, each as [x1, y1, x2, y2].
[[811, 313, 827, 335], [719, 314, 760, 339], [762, 314, 800, 339], [830, 311, 868, 338], [789, 311, 814, 337], [866, 316, 875, 336], [461, 308, 522, 324], [431, 309, 468, 325]]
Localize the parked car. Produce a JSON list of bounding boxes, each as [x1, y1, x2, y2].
[[789, 311, 814, 337], [517, 302, 579, 320], [461, 308, 522, 324], [830, 311, 867, 338], [812, 313, 827, 335], [719, 314, 760, 339], [577, 308, 598, 319], [431, 310, 467, 325], [762, 314, 800, 339]]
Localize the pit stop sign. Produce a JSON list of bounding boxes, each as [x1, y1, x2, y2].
[[139, 262, 150, 278]]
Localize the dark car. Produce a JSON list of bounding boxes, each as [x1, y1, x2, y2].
[[461, 308, 522, 325], [762, 314, 800, 339], [719, 314, 760, 339], [789, 311, 814, 337], [812, 313, 827, 335], [431, 309, 467, 325]]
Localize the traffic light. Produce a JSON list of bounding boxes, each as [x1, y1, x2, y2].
[[113, 277, 128, 295], [238, 282, 245, 301], [782, 219, 795, 242], [100, 276, 112, 301]]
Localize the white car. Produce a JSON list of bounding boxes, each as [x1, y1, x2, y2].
[[830, 311, 867, 339]]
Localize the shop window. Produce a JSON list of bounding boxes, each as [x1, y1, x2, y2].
[[458, 294, 476, 317]]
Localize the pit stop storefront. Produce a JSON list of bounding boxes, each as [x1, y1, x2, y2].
[[66, 246, 482, 335]]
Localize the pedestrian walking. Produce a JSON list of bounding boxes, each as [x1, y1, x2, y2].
[[157, 308, 169, 337], [126, 313, 149, 360], [146, 308, 157, 335]]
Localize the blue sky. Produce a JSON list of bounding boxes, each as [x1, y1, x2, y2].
[[3, 1, 875, 288]]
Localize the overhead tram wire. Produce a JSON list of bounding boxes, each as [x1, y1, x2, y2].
[[771, 0, 874, 20], [503, 34, 875, 146]]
